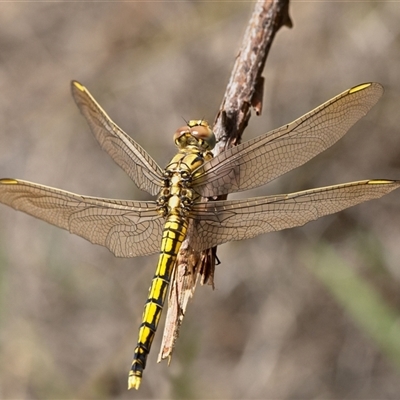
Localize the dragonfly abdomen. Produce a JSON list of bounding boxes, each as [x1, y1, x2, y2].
[[128, 213, 188, 390]]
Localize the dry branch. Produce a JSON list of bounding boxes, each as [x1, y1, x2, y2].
[[158, 0, 291, 363]]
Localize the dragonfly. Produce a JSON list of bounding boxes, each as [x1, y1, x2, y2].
[[0, 81, 399, 390]]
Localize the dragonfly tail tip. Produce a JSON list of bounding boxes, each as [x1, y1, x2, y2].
[[128, 375, 141, 390]]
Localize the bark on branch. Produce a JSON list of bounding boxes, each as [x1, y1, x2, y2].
[[214, 0, 292, 152]]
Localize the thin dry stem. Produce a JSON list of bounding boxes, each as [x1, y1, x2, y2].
[[158, 0, 291, 363]]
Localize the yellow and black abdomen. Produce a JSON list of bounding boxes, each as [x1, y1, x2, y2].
[[128, 213, 188, 389], [128, 142, 212, 390]]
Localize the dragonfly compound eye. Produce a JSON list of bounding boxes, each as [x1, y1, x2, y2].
[[174, 120, 216, 150], [187, 120, 216, 150], [173, 126, 190, 146]]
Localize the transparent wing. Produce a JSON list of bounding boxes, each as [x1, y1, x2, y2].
[[71, 81, 164, 196], [192, 83, 384, 197], [0, 178, 163, 257], [189, 179, 400, 251]]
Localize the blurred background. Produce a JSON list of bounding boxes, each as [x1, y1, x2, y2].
[[0, 2, 400, 399]]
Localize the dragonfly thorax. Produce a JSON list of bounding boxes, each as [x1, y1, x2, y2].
[[157, 132, 214, 218], [156, 172, 196, 218]]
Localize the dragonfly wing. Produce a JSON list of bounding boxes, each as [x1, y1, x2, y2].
[[71, 81, 164, 196], [0, 179, 163, 257], [189, 179, 400, 251], [192, 83, 384, 197]]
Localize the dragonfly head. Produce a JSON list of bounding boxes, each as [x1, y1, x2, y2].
[[173, 120, 216, 151]]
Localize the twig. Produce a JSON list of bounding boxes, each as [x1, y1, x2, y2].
[[158, 0, 292, 364], [214, 0, 292, 149]]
